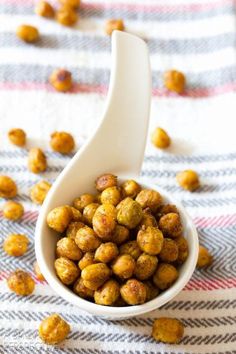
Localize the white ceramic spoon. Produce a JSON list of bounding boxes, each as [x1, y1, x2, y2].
[[35, 31, 198, 320]]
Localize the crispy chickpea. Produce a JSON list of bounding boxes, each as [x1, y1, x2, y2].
[[101, 186, 121, 206], [56, 237, 82, 261], [47, 206, 72, 232], [159, 238, 179, 263], [30, 180, 51, 204], [137, 226, 164, 255], [7, 270, 35, 296], [95, 173, 117, 192], [3, 234, 29, 257], [56, 6, 78, 27], [78, 252, 96, 270], [70, 206, 82, 221], [119, 240, 142, 260], [66, 221, 85, 239], [35, 1, 55, 18], [73, 193, 95, 211], [144, 281, 159, 302], [95, 242, 119, 263], [164, 70, 186, 94], [111, 254, 135, 280], [120, 279, 146, 305], [159, 213, 182, 238], [55, 257, 80, 285], [3, 201, 24, 220], [151, 127, 171, 149], [138, 208, 157, 230], [105, 19, 125, 36], [156, 204, 179, 220], [50, 131, 75, 154], [176, 237, 189, 264], [39, 314, 70, 345], [176, 170, 200, 191], [0, 175, 17, 198], [94, 279, 120, 306], [152, 317, 184, 344], [117, 197, 143, 229], [83, 203, 99, 225], [49, 69, 73, 92], [28, 148, 47, 174], [81, 263, 111, 290], [135, 253, 158, 280], [59, 0, 80, 8], [8, 128, 26, 147], [75, 226, 101, 252], [33, 261, 45, 281], [136, 189, 162, 213], [92, 204, 117, 240], [121, 179, 141, 199], [153, 263, 178, 290], [197, 245, 213, 268], [73, 278, 94, 299], [16, 25, 39, 43], [111, 225, 130, 245]]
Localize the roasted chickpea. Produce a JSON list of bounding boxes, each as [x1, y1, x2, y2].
[[75, 226, 101, 252], [16, 25, 39, 43], [95, 173, 117, 192], [95, 242, 119, 263], [8, 128, 26, 147], [176, 170, 200, 191], [47, 206, 72, 232], [114, 296, 127, 307], [197, 245, 213, 268], [33, 261, 45, 281], [55, 257, 80, 285], [83, 203, 99, 225], [73, 193, 95, 211], [111, 254, 135, 280], [94, 279, 120, 306], [35, 1, 55, 17], [119, 240, 142, 260], [56, 237, 82, 261], [59, 0, 80, 8], [144, 281, 159, 301], [136, 189, 162, 213], [120, 179, 141, 199], [50, 131, 75, 154], [138, 208, 157, 230], [78, 252, 96, 270], [159, 213, 182, 238], [56, 6, 78, 26], [92, 204, 117, 240], [28, 148, 47, 174], [156, 204, 179, 220], [176, 237, 189, 264], [70, 206, 82, 221], [164, 70, 186, 94], [73, 278, 94, 299], [152, 317, 184, 344], [3, 201, 24, 220], [7, 270, 35, 296], [39, 314, 70, 345], [153, 263, 178, 290], [66, 221, 85, 239], [111, 225, 130, 245], [151, 127, 171, 149], [101, 186, 121, 206], [117, 197, 143, 229], [0, 175, 17, 198], [30, 180, 51, 204], [137, 226, 164, 255], [105, 19, 125, 36], [159, 238, 179, 263], [120, 279, 146, 305], [135, 253, 158, 280], [3, 234, 29, 257], [81, 263, 111, 290], [49, 69, 73, 92]]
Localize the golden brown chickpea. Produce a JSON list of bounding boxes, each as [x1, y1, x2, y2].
[[66, 221, 85, 239], [47, 206, 72, 232], [138, 208, 158, 230], [0, 175, 17, 198], [83, 203, 99, 225], [59, 0, 80, 8], [120, 179, 141, 199], [3, 201, 24, 220], [151, 127, 171, 149], [176, 237, 189, 264], [55, 257, 80, 285], [7, 270, 35, 296], [73, 193, 95, 211], [75, 226, 101, 252], [105, 19, 125, 36], [136, 189, 162, 213], [30, 180, 51, 205], [156, 204, 179, 220], [94, 279, 120, 306], [8, 128, 26, 147], [152, 317, 184, 344], [28, 148, 47, 174], [159, 213, 182, 238], [3, 234, 29, 257], [39, 314, 70, 345], [95, 173, 117, 192], [111, 225, 130, 245], [16, 25, 39, 43], [153, 263, 178, 290], [50, 131, 75, 154], [92, 204, 117, 240], [144, 281, 159, 301], [159, 238, 179, 263], [78, 252, 96, 270], [197, 245, 213, 268], [56, 6, 78, 26], [56, 237, 82, 261], [117, 197, 143, 229], [70, 206, 82, 221], [137, 226, 164, 255], [164, 70, 186, 94], [176, 170, 200, 191], [49, 69, 73, 92], [119, 240, 142, 260], [111, 254, 135, 280], [35, 1, 55, 18], [95, 242, 119, 263], [73, 278, 94, 299], [120, 279, 146, 305], [33, 261, 45, 281], [81, 263, 111, 290], [135, 253, 158, 280], [101, 186, 121, 206]]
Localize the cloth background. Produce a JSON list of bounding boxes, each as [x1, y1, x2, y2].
[[0, 0, 236, 352]]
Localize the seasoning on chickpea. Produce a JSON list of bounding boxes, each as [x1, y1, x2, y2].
[[28, 148, 47, 174], [120, 179, 141, 199], [164, 70, 186, 94], [56, 237, 82, 261], [176, 170, 200, 191], [78, 252, 96, 270], [83, 203, 99, 225], [70, 206, 82, 221], [30, 180, 51, 204], [47, 206, 72, 232], [73, 278, 94, 299], [136, 189, 163, 213], [7, 270, 35, 296], [135, 253, 158, 280], [66, 221, 85, 239], [34, 261, 45, 281], [111, 224, 130, 245], [117, 197, 143, 229], [159, 213, 183, 238], [197, 245, 213, 268], [111, 254, 135, 280], [8, 128, 26, 147], [153, 263, 178, 290], [94, 279, 120, 306], [176, 237, 189, 264], [138, 208, 158, 230], [59, 0, 80, 8], [92, 204, 117, 240], [73, 193, 95, 211], [119, 240, 142, 260], [55, 257, 80, 285], [39, 314, 70, 345], [81, 263, 111, 290], [50, 131, 75, 154], [3, 201, 24, 220], [3, 234, 29, 257], [75, 225, 101, 252], [159, 238, 179, 263], [35, 1, 55, 18], [151, 127, 171, 149], [56, 6, 78, 26], [152, 317, 184, 344], [137, 226, 164, 255], [95, 242, 119, 263], [49, 69, 73, 92], [16, 25, 39, 43], [120, 279, 146, 305], [105, 19, 125, 36], [0, 175, 17, 198], [101, 186, 121, 206]]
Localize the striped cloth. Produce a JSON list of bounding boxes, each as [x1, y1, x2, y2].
[[0, 0, 236, 353]]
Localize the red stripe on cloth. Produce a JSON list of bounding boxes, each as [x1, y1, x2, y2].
[[185, 277, 236, 290]]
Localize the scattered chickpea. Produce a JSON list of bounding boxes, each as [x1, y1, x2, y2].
[[95, 242, 119, 263], [151, 127, 171, 149], [50, 131, 75, 154], [49, 69, 73, 92], [0, 175, 17, 198], [136, 189, 163, 213], [35, 1, 55, 18], [16, 25, 39, 43], [176, 170, 200, 191], [164, 70, 186, 94], [153, 263, 178, 290], [33, 261, 45, 281], [28, 148, 47, 174], [7, 270, 35, 296], [30, 180, 51, 204], [55, 257, 80, 285], [111, 254, 135, 280], [47, 206, 72, 232], [197, 245, 213, 268], [152, 317, 184, 344], [81, 263, 111, 290], [8, 128, 26, 147], [159, 213, 183, 238], [56, 6, 78, 27], [78, 252, 96, 270], [73, 278, 94, 299], [3, 234, 29, 257], [39, 314, 70, 345], [59, 0, 80, 8], [73, 193, 95, 211], [94, 279, 120, 306], [105, 19, 125, 36], [120, 279, 146, 305], [3, 201, 24, 220], [56, 237, 82, 261], [137, 226, 164, 255]]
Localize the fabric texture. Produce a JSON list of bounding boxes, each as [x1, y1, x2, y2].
[[0, 0, 236, 353]]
